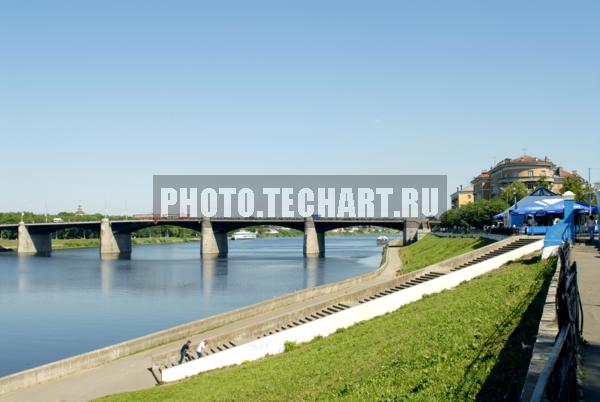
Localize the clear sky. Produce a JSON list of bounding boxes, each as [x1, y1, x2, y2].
[[1, 1, 598, 214]]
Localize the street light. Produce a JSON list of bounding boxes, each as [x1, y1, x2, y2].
[[587, 167, 600, 218]]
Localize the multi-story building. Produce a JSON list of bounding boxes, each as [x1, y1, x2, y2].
[[450, 185, 474, 208], [470, 155, 577, 201], [471, 170, 492, 202]]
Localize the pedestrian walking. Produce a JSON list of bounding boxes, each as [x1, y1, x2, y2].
[[197, 340, 206, 358], [179, 340, 192, 364], [587, 216, 597, 241]]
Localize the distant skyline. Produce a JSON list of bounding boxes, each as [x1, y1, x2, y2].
[[1, 1, 598, 214]]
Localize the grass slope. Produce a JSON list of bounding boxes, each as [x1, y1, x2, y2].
[[98, 257, 553, 402], [400, 234, 495, 273]]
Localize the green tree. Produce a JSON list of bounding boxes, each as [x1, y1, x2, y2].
[[440, 199, 508, 229], [499, 182, 528, 205], [533, 174, 551, 190], [561, 176, 597, 204], [440, 208, 461, 228]]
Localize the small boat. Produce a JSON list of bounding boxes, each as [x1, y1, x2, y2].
[[376, 235, 389, 245], [231, 230, 257, 240]]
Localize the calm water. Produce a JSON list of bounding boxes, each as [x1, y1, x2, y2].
[[0, 235, 390, 377]]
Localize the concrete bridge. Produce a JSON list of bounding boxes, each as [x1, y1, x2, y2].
[[0, 217, 422, 259]]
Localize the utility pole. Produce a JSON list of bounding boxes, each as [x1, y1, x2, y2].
[[588, 167, 600, 218]]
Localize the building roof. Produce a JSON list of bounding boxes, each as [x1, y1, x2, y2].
[[491, 155, 553, 172], [509, 155, 548, 164], [557, 167, 578, 178], [450, 185, 474, 199]]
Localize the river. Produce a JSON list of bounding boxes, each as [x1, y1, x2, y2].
[[0, 235, 392, 377]]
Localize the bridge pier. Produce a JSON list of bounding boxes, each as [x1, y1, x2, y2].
[[303, 217, 325, 257], [100, 218, 132, 259], [201, 218, 228, 257], [403, 219, 421, 245], [17, 222, 52, 256]]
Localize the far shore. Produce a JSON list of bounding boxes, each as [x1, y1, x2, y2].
[[0, 237, 199, 252], [0, 231, 400, 252]]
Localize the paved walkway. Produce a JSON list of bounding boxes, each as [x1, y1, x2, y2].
[[0, 245, 405, 402], [573, 244, 600, 401]]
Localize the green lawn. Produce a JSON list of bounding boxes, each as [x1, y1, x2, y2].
[[400, 234, 496, 273], [98, 256, 553, 402]]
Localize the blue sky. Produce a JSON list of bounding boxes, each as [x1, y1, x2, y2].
[[1, 1, 598, 213]]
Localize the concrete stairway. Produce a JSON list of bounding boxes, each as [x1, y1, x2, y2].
[[256, 303, 353, 338], [450, 238, 539, 271], [159, 303, 355, 370], [356, 237, 539, 304], [357, 272, 445, 304]]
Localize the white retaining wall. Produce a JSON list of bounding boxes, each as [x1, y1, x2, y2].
[[162, 238, 544, 383]]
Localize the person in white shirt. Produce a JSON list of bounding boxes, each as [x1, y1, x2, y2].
[[197, 340, 206, 358]]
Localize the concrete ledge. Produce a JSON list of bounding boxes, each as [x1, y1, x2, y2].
[[520, 257, 560, 400]]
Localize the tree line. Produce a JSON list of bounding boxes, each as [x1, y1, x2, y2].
[[441, 176, 597, 229], [0, 212, 198, 240]]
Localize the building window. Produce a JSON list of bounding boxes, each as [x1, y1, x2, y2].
[[528, 170, 534, 177]]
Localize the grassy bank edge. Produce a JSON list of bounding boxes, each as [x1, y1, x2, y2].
[[400, 234, 496, 273]]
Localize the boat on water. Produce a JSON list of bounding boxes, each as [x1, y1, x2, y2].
[[376, 235, 389, 245], [231, 230, 257, 240]]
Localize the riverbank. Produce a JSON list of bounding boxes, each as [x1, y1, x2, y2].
[[0, 237, 198, 251], [99, 256, 553, 401]]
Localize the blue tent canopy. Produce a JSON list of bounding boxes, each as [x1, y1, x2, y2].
[[509, 199, 596, 216], [493, 187, 597, 222], [541, 200, 597, 215]]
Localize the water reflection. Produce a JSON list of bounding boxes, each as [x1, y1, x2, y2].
[[100, 259, 113, 295], [200, 256, 230, 301], [303, 257, 321, 289]]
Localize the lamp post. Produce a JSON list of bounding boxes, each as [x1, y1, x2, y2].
[[587, 167, 600, 218]]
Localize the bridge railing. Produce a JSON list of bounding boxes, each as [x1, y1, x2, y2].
[[138, 215, 411, 221], [526, 242, 583, 402]]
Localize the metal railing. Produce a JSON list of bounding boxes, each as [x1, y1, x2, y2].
[[528, 242, 583, 402], [140, 215, 413, 221]]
